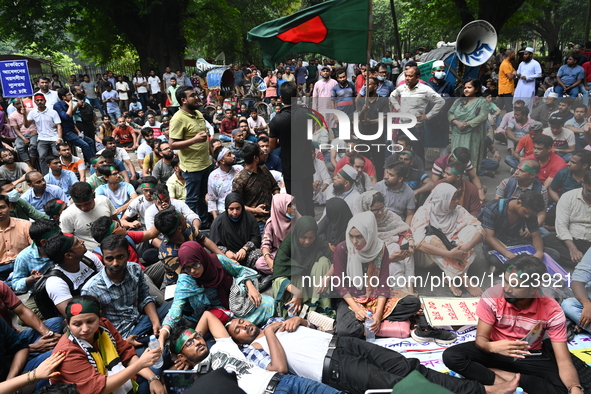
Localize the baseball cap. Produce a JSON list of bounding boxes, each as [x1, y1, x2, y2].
[[529, 121, 543, 132]]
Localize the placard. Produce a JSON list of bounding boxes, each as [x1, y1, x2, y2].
[[422, 297, 479, 326], [0, 60, 34, 98]]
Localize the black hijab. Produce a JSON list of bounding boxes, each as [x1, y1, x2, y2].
[[317, 198, 353, 246], [210, 193, 261, 252]]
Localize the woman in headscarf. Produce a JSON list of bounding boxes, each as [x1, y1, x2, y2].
[[51, 295, 165, 394], [333, 212, 420, 338], [273, 216, 334, 318], [255, 194, 299, 275], [412, 183, 485, 297], [357, 190, 416, 294], [210, 193, 262, 269], [317, 197, 353, 251], [158, 241, 274, 348]]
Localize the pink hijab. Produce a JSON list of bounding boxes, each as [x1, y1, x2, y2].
[[268, 194, 299, 248]]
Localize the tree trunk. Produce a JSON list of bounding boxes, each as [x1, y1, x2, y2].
[[586, 0, 591, 43], [389, 0, 402, 58]]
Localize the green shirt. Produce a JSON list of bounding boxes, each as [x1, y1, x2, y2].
[[167, 86, 180, 107], [11, 199, 48, 220], [169, 109, 211, 172], [87, 173, 107, 190]]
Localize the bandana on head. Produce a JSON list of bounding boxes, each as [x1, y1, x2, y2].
[[90, 157, 102, 165], [72, 190, 94, 203], [141, 182, 156, 189], [506, 264, 526, 280], [165, 210, 182, 236], [59, 233, 76, 254], [66, 300, 101, 319], [109, 166, 117, 174], [152, 188, 169, 201], [446, 166, 462, 176], [106, 221, 117, 237], [217, 147, 230, 163], [173, 329, 196, 355], [517, 162, 538, 175], [400, 150, 414, 159], [34, 93, 45, 100], [452, 152, 460, 163], [47, 200, 67, 217]]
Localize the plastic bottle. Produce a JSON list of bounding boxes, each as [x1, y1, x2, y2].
[[365, 312, 375, 342], [148, 335, 163, 368], [449, 371, 463, 378], [513, 388, 524, 394]]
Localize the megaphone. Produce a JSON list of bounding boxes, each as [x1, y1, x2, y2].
[[454, 20, 497, 67], [196, 58, 226, 77]]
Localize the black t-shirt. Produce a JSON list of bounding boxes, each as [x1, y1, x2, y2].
[[269, 105, 314, 181], [239, 79, 254, 99]]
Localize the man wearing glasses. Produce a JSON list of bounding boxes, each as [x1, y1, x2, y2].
[[358, 65, 394, 98], [23, 93, 62, 175]]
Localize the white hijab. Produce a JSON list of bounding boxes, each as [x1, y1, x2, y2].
[[345, 212, 385, 290], [424, 183, 460, 235]]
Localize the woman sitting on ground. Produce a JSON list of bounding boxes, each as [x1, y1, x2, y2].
[[317, 197, 353, 252], [357, 190, 416, 294], [412, 183, 485, 297], [210, 193, 262, 269], [273, 216, 334, 318], [332, 212, 421, 338], [255, 193, 299, 275], [158, 241, 274, 349], [50, 295, 165, 394]]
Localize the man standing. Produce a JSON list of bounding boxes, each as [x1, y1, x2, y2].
[[36, 77, 59, 109], [313, 65, 338, 131], [513, 47, 542, 111], [238, 69, 257, 111], [101, 83, 121, 124], [80, 74, 103, 116], [133, 70, 149, 110], [10, 99, 39, 169], [166, 77, 180, 116], [24, 93, 62, 175], [147, 70, 162, 106], [71, 85, 97, 145], [498, 50, 516, 101], [54, 88, 94, 165], [425, 61, 455, 157], [390, 66, 445, 161], [162, 66, 174, 92], [169, 86, 212, 228], [359, 64, 395, 98], [331, 69, 357, 118]]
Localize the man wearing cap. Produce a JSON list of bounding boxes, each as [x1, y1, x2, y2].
[[506, 121, 544, 170], [390, 65, 445, 161], [543, 115, 575, 162], [23, 93, 62, 176], [531, 93, 558, 128], [207, 146, 243, 219], [313, 65, 338, 131], [513, 47, 542, 111], [543, 172, 591, 269], [316, 164, 360, 215]]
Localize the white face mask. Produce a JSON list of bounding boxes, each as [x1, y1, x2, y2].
[[434, 71, 446, 79], [217, 110, 222, 114], [377, 75, 385, 82]]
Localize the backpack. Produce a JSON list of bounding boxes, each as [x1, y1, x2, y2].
[[503, 177, 543, 200], [31, 255, 98, 320]]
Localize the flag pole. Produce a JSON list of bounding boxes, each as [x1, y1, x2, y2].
[[364, 0, 373, 106]]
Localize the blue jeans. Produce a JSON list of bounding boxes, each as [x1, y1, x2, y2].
[[563, 297, 591, 333], [504, 155, 520, 170], [243, 99, 255, 111], [478, 158, 500, 176], [88, 97, 104, 116], [182, 165, 213, 226], [21, 318, 65, 391], [64, 132, 95, 163], [557, 152, 571, 164], [138, 92, 150, 112], [276, 374, 343, 394], [555, 84, 583, 98], [108, 109, 122, 124], [0, 262, 14, 281], [582, 82, 591, 106], [129, 301, 173, 337], [219, 134, 232, 142], [15, 133, 38, 162], [38, 140, 59, 175]]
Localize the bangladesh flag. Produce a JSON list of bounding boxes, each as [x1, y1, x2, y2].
[[248, 0, 369, 68]]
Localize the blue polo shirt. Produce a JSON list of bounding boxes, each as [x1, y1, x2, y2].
[[550, 168, 583, 196], [21, 184, 69, 214]]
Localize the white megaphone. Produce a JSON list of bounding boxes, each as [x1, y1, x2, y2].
[[454, 20, 497, 67], [196, 58, 226, 76]]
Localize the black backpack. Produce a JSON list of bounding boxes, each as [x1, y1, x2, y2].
[[31, 256, 98, 320]]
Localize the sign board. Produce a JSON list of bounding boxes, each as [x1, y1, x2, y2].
[[422, 297, 479, 326], [0, 60, 34, 98]]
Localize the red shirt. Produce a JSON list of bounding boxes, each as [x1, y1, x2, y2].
[[0, 281, 22, 330], [524, 152, 567, 183], [583, 61, 591, 83], [334, 155, 376, 176], [220, 117, 238, 136], [435, 179, 481, 217], [516, 135, 536, 157], [477, 284, 567, 350], [112, 125, 135, 144]]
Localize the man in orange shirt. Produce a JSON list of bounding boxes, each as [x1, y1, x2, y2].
[[0, 194, 32, 280], [505, 121, 544, 170], [499, 49, 516, 110]]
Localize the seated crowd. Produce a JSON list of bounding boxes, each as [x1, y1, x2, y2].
[[1, 68, 591, 394]]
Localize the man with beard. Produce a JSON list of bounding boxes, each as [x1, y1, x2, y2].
[[36, 76, 59, 109], [137, 127, 155, 170], [513, 48, 542, 111], [54, 87, 95, 165], [82, 234, 171, 342], [230, 123, 248, 165], [71, 85, 97, 144], [0, 194, 32, 279], [531, 93, 558, 128], [0, 149, 32, 192], [208, 147, 243, 219], [444, 254, 583, 394], [373, 161, 415, 225], [21, 171, 69, 215], [313, 65, 338, 131], [331, 69, 356, 118], [169, 86, 212, 228], [316, 164, 360, 216], [152, 141, 175, 183]]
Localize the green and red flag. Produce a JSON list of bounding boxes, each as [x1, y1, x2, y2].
[[248, 0, 369, 68]]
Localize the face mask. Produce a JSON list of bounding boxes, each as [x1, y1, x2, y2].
[[286, 212, 295, 219], [7, 189, 19, 202], [434, 71, 446, 79], [217, 110, 222, 114], [377, 75, 385, 82]]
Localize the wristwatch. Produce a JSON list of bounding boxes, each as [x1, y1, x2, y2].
[[147, 375, 160, 384], [45, 330, 54, 337]]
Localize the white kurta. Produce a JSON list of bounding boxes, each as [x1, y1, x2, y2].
[[513, 59, 542, 111]]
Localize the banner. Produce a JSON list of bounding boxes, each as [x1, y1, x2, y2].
[[0, 60, 34, 98]]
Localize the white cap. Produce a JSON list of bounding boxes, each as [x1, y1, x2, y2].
[[432, 60, 445, 70], [339, 164, 358, 184], [525, 47, 535, 53], [548, 92, 559, 98]]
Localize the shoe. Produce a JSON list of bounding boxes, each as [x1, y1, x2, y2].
[[411, 326, 458, 345], [258, 274, 273, 293]]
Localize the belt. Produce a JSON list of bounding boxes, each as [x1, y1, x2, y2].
[[321, 335, 339, 385], [264, 372, 284, 394]]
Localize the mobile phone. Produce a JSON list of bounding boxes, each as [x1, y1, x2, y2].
[[136, 334, 152, 345], [163, 370, 200, 393], [400, 243, 410, 250]]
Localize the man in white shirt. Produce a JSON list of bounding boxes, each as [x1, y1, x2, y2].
[[514, 47, 542, 111], [133, 69, 150, 112], [23, 93, 62, 175], [137, 127, 155, 170], [207, 147, 244, 218], [147, 69, 162, 105], [115, 76, 130, 112], [316, 164, 360, 214], [246, 108, 267, 137], [36, 77, 59, 109], [543, 115, 576, 162], [390, 66, 445, 161], [121, 176, 156, 229], [60, 182, 117, 252]]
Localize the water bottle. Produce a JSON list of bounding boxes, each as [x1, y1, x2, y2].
[[449, 371, 463, 378], [513, 388, 524, 394], [148, 335, 163, 368], [365, 312, 375, 342]]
